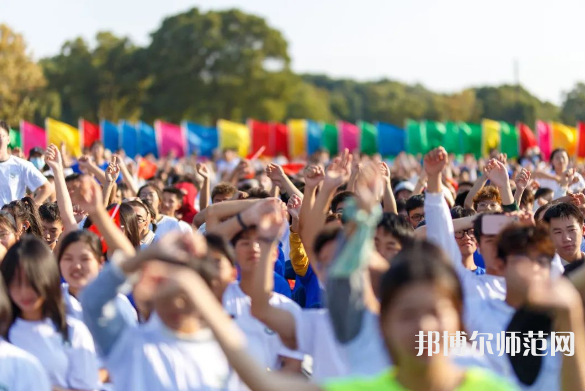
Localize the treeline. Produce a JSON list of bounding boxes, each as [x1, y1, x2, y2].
[[2, 7, 585, 129]]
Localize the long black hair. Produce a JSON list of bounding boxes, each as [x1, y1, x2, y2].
[[2, 197, 43, 238], [0, 236, 68, 342]]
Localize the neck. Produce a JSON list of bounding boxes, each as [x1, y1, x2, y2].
[[68, 286, 80, 298], [505, 291, 525, 309], [395, 357, 462, 391], [563, 251, 583, 263], [462, 254, 476, 271], [21, 308, 43, 321], [238, 270, 255, 296], [170, 316, 204, 335], [0, 149, 9, 162]]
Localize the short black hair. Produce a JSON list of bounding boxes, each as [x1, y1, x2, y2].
[[39, 202, 62, 223], [405, 194, 425, 214], [497, 224, 555, 263], [314, 226, 342, 256], [458, 181, 474, 189], [396, 198, 406, 214], [534, 188, 553, 200], [0, 120, 9, 135], [450, 206, 476, 219], [331, 191, 355, 214], [377, 213, 414, 245], [231, 226, 257, 247], [246, 187, 271, 199], [454, 191, 469, 207], [543, 203, 584, 225], [162, 187, 184, 203], [206, 233, 236, 266], [549, 148, 567, 163], [65, 173, 81, 183]]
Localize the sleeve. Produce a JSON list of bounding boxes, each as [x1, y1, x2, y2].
[[80, 261, 134, 358], [289, 309, 313, 355], [289, 230, 309, 277], [15, 355, 52, 391], [502, 202, 519, 212], [275, 301, 305, 361], [66, 320, 100, 390], [23, 161, 47, 192]]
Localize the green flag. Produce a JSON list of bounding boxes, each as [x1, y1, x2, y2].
[[499, 122, 519, 158], [444, 122, 461, 155], [321, 122, 338, 155], [458, 122, 482, 158], [406, 119, 426, 155], [358, 121, 377, 155], [9, 128, 21, 150], [421, 121, 446, 153]]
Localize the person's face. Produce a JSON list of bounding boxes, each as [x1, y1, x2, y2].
[[454, 229, 477, 257], [234, 230, 261, 272], [0, 128, 9, 150], [316, 240, 336, 274], [91, 144, 105, 160], [0, 223, 17, 251], [396, 190, 413, 201], [520, 202, 534, 214], [112, 189, 123, 205], [382, 282, 461, 364], [504, 251, 551, 303], [131, 206, 150, 237], [478, 235, 501, 274], [161, 193, 181, 216], [537, 193, 553, 207], [476, 200, 501, 213], [139, 187, 160, 212], [459, 172, 471, 184], [212, 193, 233, 204], [209, 249, 237, 300], [457, 184, 472, 194], [375, 229, 402, 262], [41, 219, 63, 249], [549, 216, 584, 261], [408, 207, 425, 229], [9, 268, 44, 315], [552, 151, 569, 173], [59, 241, 102, 292], [153, 279, 196, 332], [66, 179, 81, 199]]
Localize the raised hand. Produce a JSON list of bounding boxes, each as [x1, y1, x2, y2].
[[196, 163, 210, 180], [379, 162, 391, 184], [241, 198, 284, 227], [75, 176, 104, 215], [77, 155, 93, 174], [257, 202, 285, 242], [324, 156, 351, 189], [560, 168, 579, 188], [304, 165, 325, 188], [514, 168, 532, 191], [496, 153, 508, 166], [287, 194, 302, 220], [105, 161, 121, 183], [423, 147, 449, 177], [483, 159, 509, 188], [266, 163, 285, 187], [355, 161, 382, 212], [45, 144, 63, 172]]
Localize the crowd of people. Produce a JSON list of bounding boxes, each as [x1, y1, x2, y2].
[[0, 117, 585, 391]]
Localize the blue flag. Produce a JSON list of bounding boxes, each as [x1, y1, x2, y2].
[[376, 122, 405, 156], [119, 121, 139, 159], [137, 122, 158, 158], [101, 120, 120, 152], [307, 120, 322, 155], [184, 122, 218, 158]]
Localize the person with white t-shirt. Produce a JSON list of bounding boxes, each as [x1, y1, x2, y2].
[[534, 148, 585, 197], [138, 184, 183, 239], [0, 120, 53, 208], [0, 236, 99, 391], [161, 187, 193, 233]]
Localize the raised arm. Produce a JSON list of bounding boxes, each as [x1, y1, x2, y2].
[[287, 194, 309, 277], [379, 162, 397, 214], [266, 163, 303, 200], [298, 165, 324, 235], [196, 163, 211, 211], [464, 174, 488, 209], [103, 160, 121, 207], [33, 182, 54, 205], [193, 198, 258, 228], [513, 168, 531, 206], [78, 155, 107, 184], [45, 144, 77, 233], [483, 159, 515, 209], [114, 155, 138, 196], [206, 199, 267, 239]]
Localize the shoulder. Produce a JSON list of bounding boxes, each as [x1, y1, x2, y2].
[[0, 339, 48, 376], [66, 316, 96, 349], [269, 291, 301, 311]]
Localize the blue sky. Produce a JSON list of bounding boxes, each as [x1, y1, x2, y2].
[[2, 0, 584, 104]]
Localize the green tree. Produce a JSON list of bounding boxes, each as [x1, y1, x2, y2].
[[0, 24, 46, 126], [561, 83, 585, 124], [285, 81, 333, 121]]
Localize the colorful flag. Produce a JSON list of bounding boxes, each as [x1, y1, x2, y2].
[[137, 122, 158, 157], [306, 120, 321, 156], [499, 122, 519, 158], [338, 121, 359, 153], [376, 122, 405, 157], [120, 121, 139, 159], [101, 120, 120, 152], [217, 120, 250, 157], [358, 121, 378, 155], [9, 128, 21, 150], [518, 122, 538, 155], [248, 120, 272, 156], [577, 122, 585, 159], [536, 121, 552, 161], [481, 119, 500, 156], [46, 118, 82, 157], [458, 122, 482, 158], [20, 121, 46, 156], [156, 121, 186, 158], [421, 121, 446, 153], [321, 122, 338, 156], [405, 119, 426, 155], [444, 122, 460, 155], [79, 119, 100, 149], [272, 123, 289, 158], [137, 158, 158, 179], [287, 120, 307, 158], [551, 122, 578, 156], [183, 122, 218, 158]]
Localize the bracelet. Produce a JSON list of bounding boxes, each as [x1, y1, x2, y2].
[[236, 213, 248, 230], [257, 236, 278, 244]]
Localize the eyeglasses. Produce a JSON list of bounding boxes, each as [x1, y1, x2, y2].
[[410, 213, 425, 222], [477, 202, 499, 210], [454, 229, 475, 239]]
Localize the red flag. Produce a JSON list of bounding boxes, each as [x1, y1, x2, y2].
[[80, 119, 100, 149], [517, 122, 538, 155], [137, 158, 158, 179], [88, 204, 121, 254], [578, 123, 585, 158], [248, 120, 272, 157], [271, 123, 289, 159]]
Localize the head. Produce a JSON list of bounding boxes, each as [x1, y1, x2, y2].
[[211, 183, 237, 204], [138, 184, 163, 214], [117, 183, 134, 200], [457, 181, 474, 195], [379, 240, 463, 365], [161, 188, 184, 217], [117, 203, 141, 248], [451, 207, 477, 258], [56, 231, 104, 295], [0, 236, 67, 340], [205, 233, 237, 299], [0, 121, 10, 152], [224, 148, 238, 162], [550, 148, 569, 173], [331, 191, 355, 215], [375, 213, 415, 263], [0, 211, 18, 251], [0, 276, 11, 337], [28, 148, 45, 171], [543, 203, 585, 262], [90, 140, 105, 162], [396, 199, 407, 218], [534, 203, 552, 222], [473, 213, 504, 274], [394, 182, 414, 201], [534, 188, 554, 208], [472, 186, 502, 212], [314, 226, 342, 273], [405, 194, 425, 229], [231, 227, 261, 273], [125, 200, 152, 239], [246, 187, 271, 200], [38, 203, 63, 250], [519, 189, 535, 213], [65, 174, 82, 199], [2, 198, 43, 238], [497, 224, 555, 306]]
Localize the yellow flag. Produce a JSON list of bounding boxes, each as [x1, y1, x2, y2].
[[551, 122, 578, 156], [46, 118, 82, 157], [287, 120, 307, 158], [217, 120, 250, 157], [481, 119, 500, 157]]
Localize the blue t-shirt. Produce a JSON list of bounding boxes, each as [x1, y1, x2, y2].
[[473, 266, 486, 275], [71, 161, 123, 183], [296, 264, 322, 308]]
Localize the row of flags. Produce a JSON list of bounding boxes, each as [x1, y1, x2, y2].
[[7, 118, 585, 160]]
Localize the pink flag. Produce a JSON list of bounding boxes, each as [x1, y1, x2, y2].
[[338, 121, 359, 153], [155, 120, 185, 158], [536, 120, 552, 161], [21, 121, 47, 157]]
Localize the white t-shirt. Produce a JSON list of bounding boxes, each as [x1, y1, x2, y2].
[[538, 170, 585, 195], [153, 215, 183, 239], [0, 155, 47, 207], [222, 282, 304, 370], [8, 317, 99, 390], [106, 314, 245, 391], [0, 337, 51, 391], [178, 220, 193, 234]]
